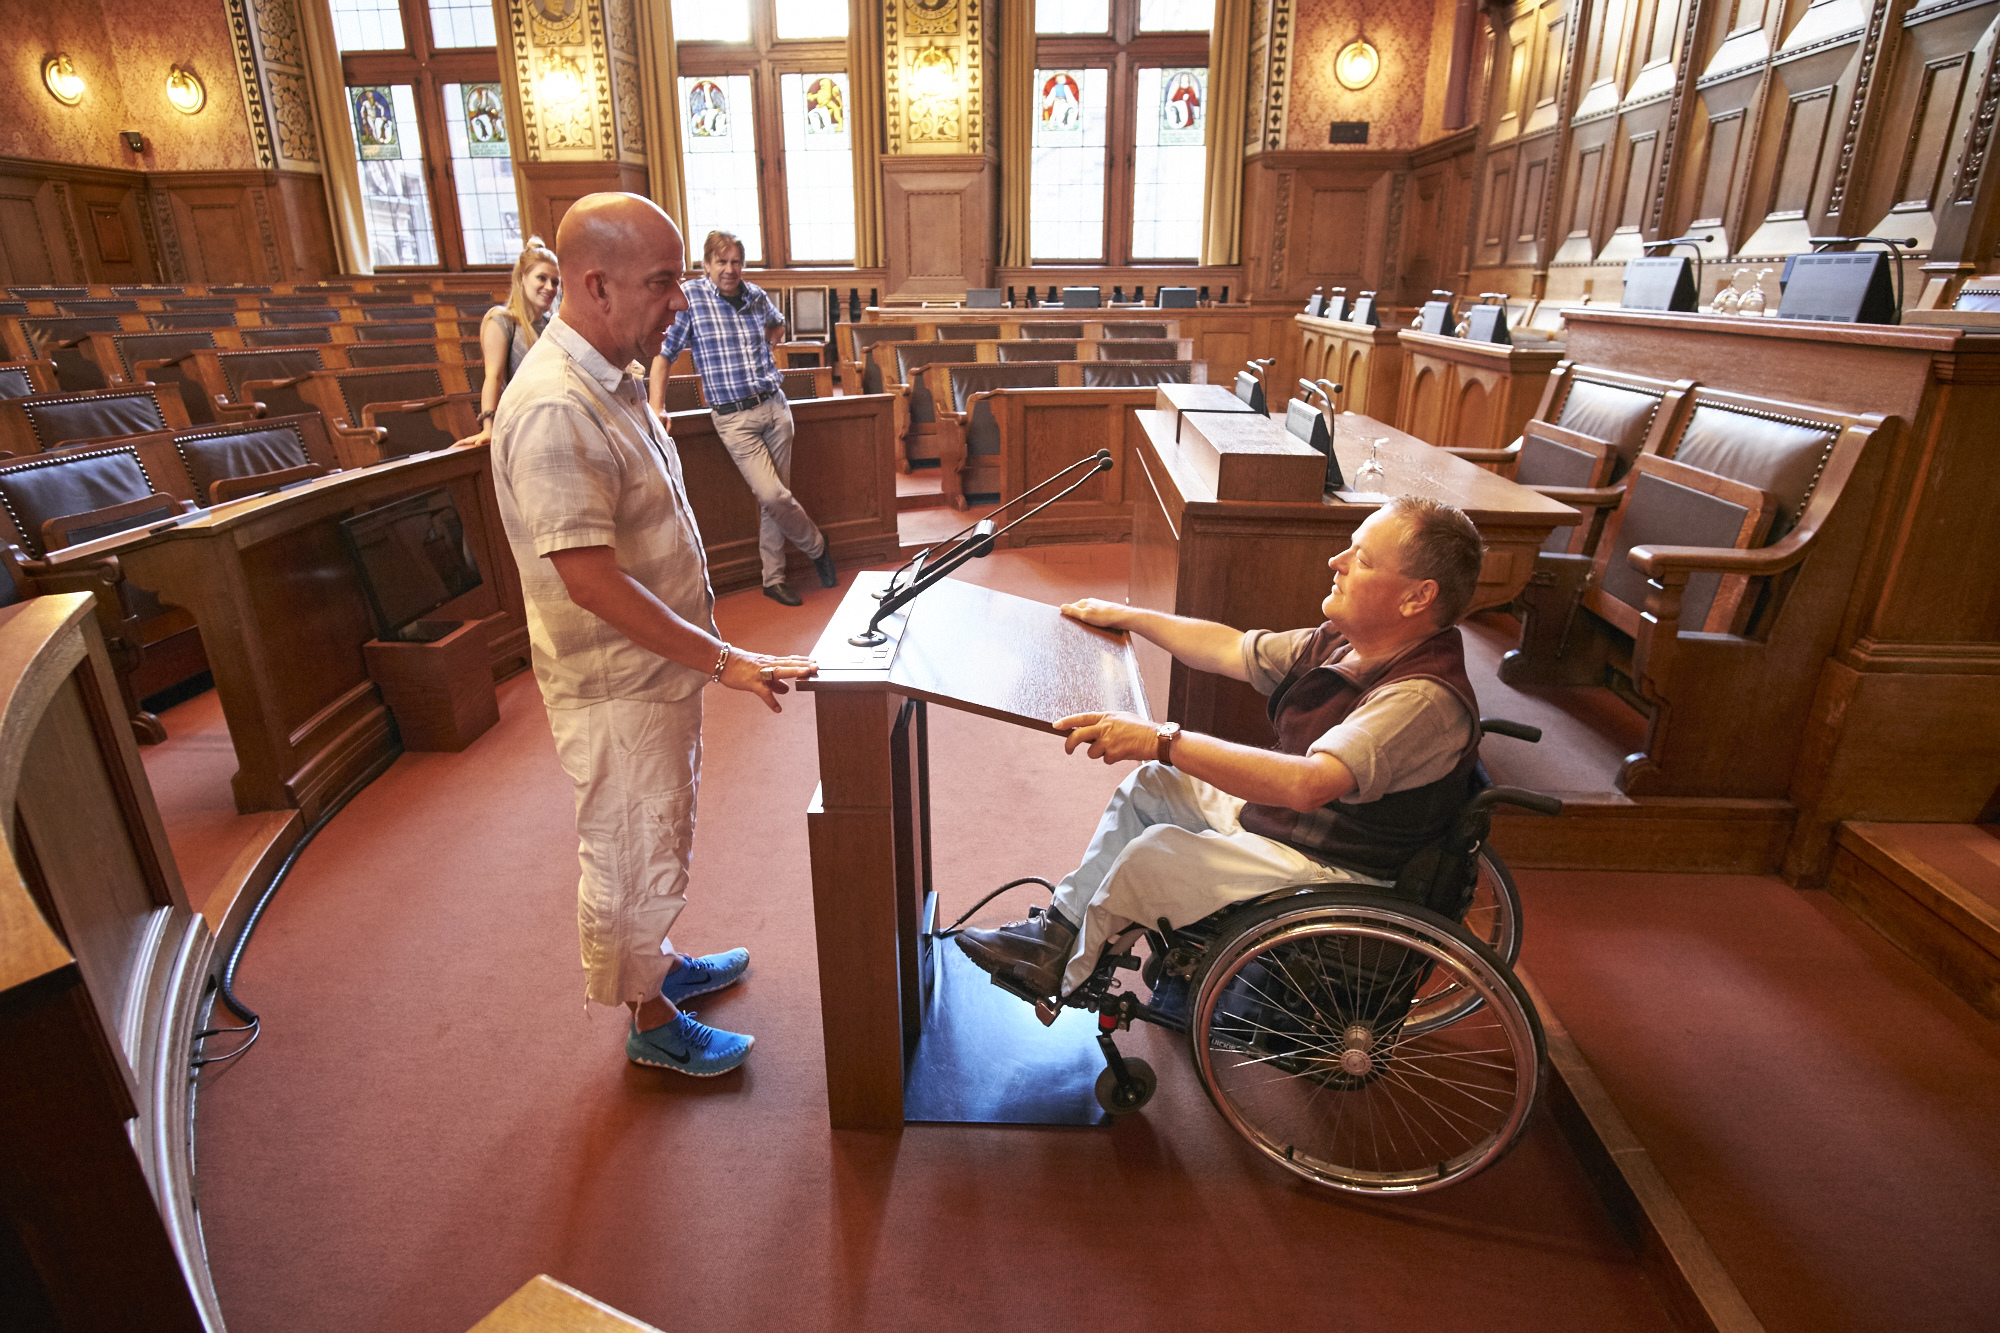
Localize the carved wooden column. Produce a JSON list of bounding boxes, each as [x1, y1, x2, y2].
[[881, 0, 999, 300]]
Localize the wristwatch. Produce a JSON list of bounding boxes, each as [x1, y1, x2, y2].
[[1155, 721, 1182, 765]]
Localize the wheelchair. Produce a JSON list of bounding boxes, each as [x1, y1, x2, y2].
[[971, 718, 1558, 1197]]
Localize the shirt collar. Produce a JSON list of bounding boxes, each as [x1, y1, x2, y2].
[[545, 316, 635, 393]]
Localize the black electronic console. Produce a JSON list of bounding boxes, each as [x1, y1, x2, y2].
[[851, 450, 1116, 646], [1349, 291, 1381, 326], [1621, 256, 1698, 311], [1778, 249, 1901, 324], [1465, 303, 1512, 344], [1417, 291, 1456, 335], [338, 487, 483, 642]]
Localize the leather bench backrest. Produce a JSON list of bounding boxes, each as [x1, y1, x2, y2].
[[334, 367, 455, 454], [1516, 424, 1613, 553], [897, 343, 983, 422], [780, 367, 821, 400], [109, 330, 219, 379], [365, 305, 439, 320], [1019, 322, 1084, 339], [0, 446, 157, 557], [24, 391, 169, 450], [115, 286, 184, 296], [357, 322, 439, 341], [1594, 455, 1773, 634], [1081, 361, 1193, 387], [1100, 323, 1170, 339], [1668, 402, 1837, 542], [1094, 339, 1181, 361], [164, 297, 238, 311], [175, 424, 312, 503], [264, 294, 341, 307], [996, 340, 1078, 361], [1553, 378, 1663, 480], [263, 308, 341, 326], [221, 348, 326, 399], [851, 325, 917, 394], [241, 326, 331, 346], [0, 302, 26, 316], [0, 368, 36, 399], [948, 364, 1063, 456], [12, 287, 89, 299], [660, 376, 704, 412], [21, 316, 123, 358], [346, 341, 442, 367], [58, 300, 140, 314], [938, 323, 1000, 341], [210, 285, 274, 294], [147, 311, 238, 330], [354, 292, 419, 305]]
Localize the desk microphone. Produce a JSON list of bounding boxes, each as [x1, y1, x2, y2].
[[850, 448, 1114, 647]]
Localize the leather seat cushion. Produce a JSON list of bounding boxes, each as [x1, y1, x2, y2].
[[1671, 405, 1833, 540], [0, 448, 155, 556], [176, 426, 311, 503], [1555, 380, 1661, 478]]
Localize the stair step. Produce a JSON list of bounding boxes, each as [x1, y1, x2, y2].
[[1828, 822, 2000, 1022], [896, 466, 947, 513]]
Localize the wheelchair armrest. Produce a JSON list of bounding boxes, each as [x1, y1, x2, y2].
[[1471, 786, 1563, 817], [1477, 718, 1542, 744]]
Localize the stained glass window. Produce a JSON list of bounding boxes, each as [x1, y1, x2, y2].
[[1030, 67, 1109, 261], [427, 0, 495, 47], [1132, 66, 1206, 258], [1138, 0, 1211, 31], [673, 0, 751, 42], [775, 0, 847, 39], [349, 85, 439, 266], [443, 83, 521, 265], [331, 0, 407, 51], [679, 75, 764, 264], [1036, 0, 1110, 33], [781, 73, 855, 263]]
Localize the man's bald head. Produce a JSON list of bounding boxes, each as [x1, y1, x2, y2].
[[551, 192, 689, 370]]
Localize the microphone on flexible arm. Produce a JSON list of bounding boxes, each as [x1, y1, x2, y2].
[[849, 448, 1114, 647]]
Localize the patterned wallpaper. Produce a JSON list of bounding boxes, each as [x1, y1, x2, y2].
[[1284, 0, 1441, 152], [4, 0, 256, 172]]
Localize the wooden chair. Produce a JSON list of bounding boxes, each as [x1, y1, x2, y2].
[[1501, 388, 1891, 798], [143, 311, 238, 331], [1092, 338, 1193, 362], [1079, 360, 1204, 387], [0, 387, 193, 456], [187, 346, 331, 421], [169, 415, 339, 504], [0, 361, 59, 399], [886, 343, 986, 470], [0, 446, 204, 741], [294, 364, 477, 463], [1018, 322, 1085, 339], [5, 316, 136, 389], [931, 363, 1064, 505], [841, 324, 918, 394], [996, 340, 1079, 361], [780, 366, 834, 400], [952, 383, 1152, 524], [1512, 420, 1616, 554]]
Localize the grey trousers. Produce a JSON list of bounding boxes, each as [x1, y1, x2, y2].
[[711, 392, 826, 586]]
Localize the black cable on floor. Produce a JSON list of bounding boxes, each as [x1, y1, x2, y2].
[[927, 876, 1057, 939]]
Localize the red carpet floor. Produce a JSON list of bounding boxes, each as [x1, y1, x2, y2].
[[188, 547, 1669, 1332], [1517, 869, 2000, 1333]]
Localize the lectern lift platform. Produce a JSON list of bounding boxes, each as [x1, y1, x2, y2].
[[801, 570, 1148, 1131]]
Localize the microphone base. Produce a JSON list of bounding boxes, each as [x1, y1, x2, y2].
[[847, 628, 890, 648]]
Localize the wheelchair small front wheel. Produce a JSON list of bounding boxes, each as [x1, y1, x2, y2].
[[1095, 1058, 1157, 1115], [1188, 892, 1544, 1195]]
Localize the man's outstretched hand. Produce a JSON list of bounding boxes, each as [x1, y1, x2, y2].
[[1059, 598, 1134, 631], [719, 650, 818, 713], [1055, 710, 1158, 764]]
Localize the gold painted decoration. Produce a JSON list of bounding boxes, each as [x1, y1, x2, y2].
[[528, 0, 585, 42], [903, 0, 960, 37]]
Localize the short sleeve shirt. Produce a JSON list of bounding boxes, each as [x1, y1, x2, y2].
[[1238, 627, 1475, 804], [491, 317, 714, 708]]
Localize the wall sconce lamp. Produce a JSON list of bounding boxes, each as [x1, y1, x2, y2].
[[166, 64, 207, 115], [1334, 37, 1380, 91], [908, 46, 960, 100], [538, 58, 585, 106], [43, 54, 86, 106]]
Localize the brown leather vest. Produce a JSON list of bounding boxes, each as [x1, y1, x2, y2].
[[1236, 625, 1481, 879]]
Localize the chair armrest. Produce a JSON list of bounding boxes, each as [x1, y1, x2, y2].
[[237, 373, 311, 404], [960, 388, 1000, 424], [1629, 524, 1814, 579], [40, 493, 185, 552], [1531, 483, 1624, 509], [1446, 442, 1522, 465], [132, 353, 197, 382], [209, 463, 329, 504], [214, 399, 265, 423], [361, 395, 450, 431]]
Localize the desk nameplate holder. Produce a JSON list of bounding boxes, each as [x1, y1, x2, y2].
[[804, 571, 1149, 1126]]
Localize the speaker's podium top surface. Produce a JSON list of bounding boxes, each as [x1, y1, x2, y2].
[[803, 570, 1150, 731]]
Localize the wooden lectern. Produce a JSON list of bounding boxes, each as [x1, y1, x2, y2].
[[801, 570, 1148, 1131]]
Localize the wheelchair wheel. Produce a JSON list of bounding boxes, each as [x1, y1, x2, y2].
[[1401, 847, 1524, 1035], [1094, 1058, 1157, 1115], [1188, 891, 1544, 1196]]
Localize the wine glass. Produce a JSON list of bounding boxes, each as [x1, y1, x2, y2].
[[1352, 436, 1386, 491]]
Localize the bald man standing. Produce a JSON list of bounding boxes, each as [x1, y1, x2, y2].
[[491, 193, 817, 1075]]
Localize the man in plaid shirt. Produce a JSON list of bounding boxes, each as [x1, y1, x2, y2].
[[648, 229, 836, 606]]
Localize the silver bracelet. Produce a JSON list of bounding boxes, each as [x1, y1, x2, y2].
[[709, 642, 732, 682]]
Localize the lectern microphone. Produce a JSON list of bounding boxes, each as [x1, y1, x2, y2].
[[850, 449, 1115, 647]]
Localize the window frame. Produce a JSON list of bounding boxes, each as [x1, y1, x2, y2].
[[335, 0, 511, 270], [1033, 0, 1208, 265], [675, 1, 852, 268]]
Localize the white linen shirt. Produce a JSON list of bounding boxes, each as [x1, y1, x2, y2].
[[491, 317, 714, 708]]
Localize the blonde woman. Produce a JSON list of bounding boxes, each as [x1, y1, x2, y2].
[[460, 237, 559, 445]]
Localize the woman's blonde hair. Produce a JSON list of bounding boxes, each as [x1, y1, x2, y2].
[[504, 236, 560, 350]]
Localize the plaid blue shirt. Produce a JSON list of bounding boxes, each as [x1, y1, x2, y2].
[[660, 277, 784, 407]]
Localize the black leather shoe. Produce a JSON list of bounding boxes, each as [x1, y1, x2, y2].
[[811, 546, 838, 588], [762, 581, 803, 606], [957, 907, 1077, 1000]]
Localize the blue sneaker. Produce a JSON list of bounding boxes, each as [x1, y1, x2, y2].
[[659, 948, 750, 1005], [626, 1011, 754, 1076]]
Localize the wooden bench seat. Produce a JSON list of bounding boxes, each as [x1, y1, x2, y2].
[[292, 365, 479, 464], [941, 384, 1158, 531], [1501, 386, 1891, 800]]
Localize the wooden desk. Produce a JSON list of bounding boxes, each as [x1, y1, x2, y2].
[[1128, 408, 1576, 747], [1560, 309, 2000, 879], [1394, 330, 1564, 457], [1294, 312, 1406, 420], [801, 572, 1147, 1131], [43, 445, 527, 821]]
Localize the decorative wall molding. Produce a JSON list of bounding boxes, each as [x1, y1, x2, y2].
[[885, 0, 987, 155], [1949, 22, 2000, 203], [506, 0, 625, 161], [1826, 0, 1903, 217], [1255, 0, 1294, 152], [226, 0, 279, 171], [1267, 168, 1294, 287]]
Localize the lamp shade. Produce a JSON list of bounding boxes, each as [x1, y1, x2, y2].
[[43, 54, 86, 105], [166, 65, 206, 114], [1334, 39, 1380, 91]]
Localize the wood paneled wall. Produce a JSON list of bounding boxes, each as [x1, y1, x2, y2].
[[1440, 0, 2000, 308], [0, 156, 334, 286]]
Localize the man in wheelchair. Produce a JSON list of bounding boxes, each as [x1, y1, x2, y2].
[[958, 495, 1487, 1004]]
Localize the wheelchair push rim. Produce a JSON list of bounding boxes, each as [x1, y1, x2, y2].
[[1188, 897, 1544, 1195], [1402, 847, 1523, 1036]]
